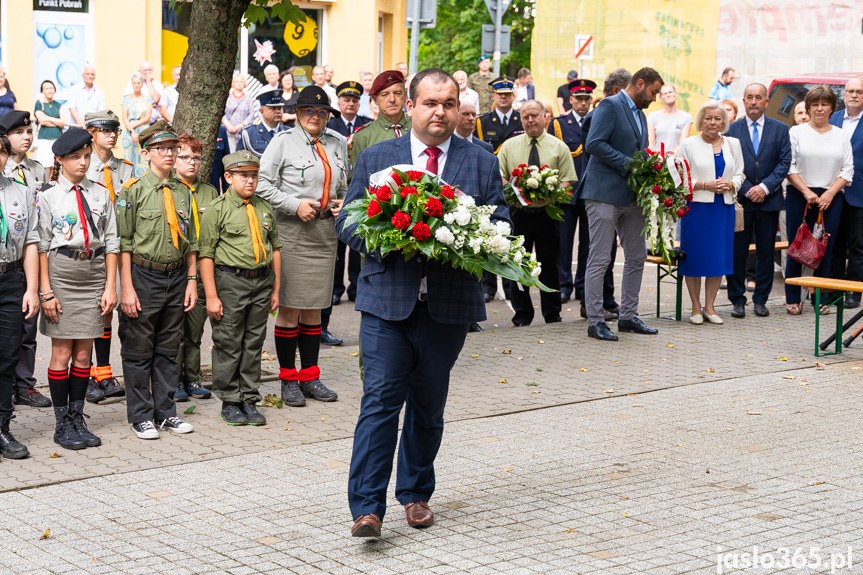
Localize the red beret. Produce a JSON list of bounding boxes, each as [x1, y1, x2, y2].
[[370, 70, 406, 97]]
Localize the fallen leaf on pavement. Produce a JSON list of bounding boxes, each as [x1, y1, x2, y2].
[[39, 529, 51, 540], [782, 375, 795, 380], [604, 389, 614, 393], [263, 394, 283, 408], [746, 411, 762, 415], [504, 468, 514, 472], [498, 379, 507, 383], [538, 340, 545, 344], [666, 343, 675, 348], [706, 368, 715, 373], [813, 481, 823, 486], [471, 354, 479, 358], [525, 382, 538, 387], [502, 349, 512, 354], [183, 405, 196, 415], [49, 452, 61, 458], [815, 362, 825, 369], [348, 352, 359, 357], [777, 356, 788, 361], [614, 361, 621, 365], [579, 368, 589, 372]]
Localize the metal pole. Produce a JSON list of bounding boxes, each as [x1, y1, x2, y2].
[[409, 0, 422, 76], [493, 0, 503, 76]]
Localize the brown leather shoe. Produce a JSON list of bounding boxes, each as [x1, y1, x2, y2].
[[404, 501, 434, 528], [351, 514, 381, 537]]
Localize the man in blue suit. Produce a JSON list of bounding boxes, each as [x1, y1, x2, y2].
[[336, 68, 510, 538], [454, 101, 493, 154], [830, 77, 863, 308], [725, 83, 791, 318], [577, 67, 663, 341]]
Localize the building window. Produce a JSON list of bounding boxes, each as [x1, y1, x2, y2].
[[246, 7, 321, 89]]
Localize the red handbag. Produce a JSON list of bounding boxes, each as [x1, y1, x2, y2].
[[787, 206, 829, 270]]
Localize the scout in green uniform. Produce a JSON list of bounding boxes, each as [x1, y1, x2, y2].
[[198, 151, 281, 426], [173, 134, 219, 403], [348, 70, 412, 177], [115, 120, 197, 440]]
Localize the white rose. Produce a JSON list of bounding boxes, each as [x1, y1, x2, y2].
[[545, 176, 558, 187], [494, 221, 511, 236], [526, 178, 539, 189], [478, 214, 491, 226], [435, 227, 455, 245]]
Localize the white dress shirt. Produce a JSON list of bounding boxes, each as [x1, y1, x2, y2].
[[410, 131, 451, 177], [458, 87, 480, 112], [747, 115, 770, 196], [495, 108, 513, 126], [842, 110, 862, 133], [454, 131, 474, 143]]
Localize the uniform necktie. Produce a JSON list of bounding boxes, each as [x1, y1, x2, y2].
[[528, 138, 541, 167], [347, 121, 353, 133], [244, 199, 267, 264], [390, 124, 402, 137], [751, 121, 760, 155], [103, 165, 114, 203], [181, 179, 200, 239], [74, 185, 100, 255], [15, 165, 25, 186], [425, 146, 441, 175], [314, 141, 333, 210], [502, 114, 509, 129], [162, 185, 183, 249]]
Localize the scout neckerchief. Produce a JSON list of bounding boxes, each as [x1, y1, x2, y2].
[[243, 199, 267, 264], [313, 141, 332, 210], [103, 165, 114, 203], [14, 165, 26, 186], [73, 184, 100, 255], [179, 178, 200, 239], [162, 184, 183, 249]]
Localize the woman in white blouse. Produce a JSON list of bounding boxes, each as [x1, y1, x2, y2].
[[678, 101, 745, 325], [785, 86, 854, 315]]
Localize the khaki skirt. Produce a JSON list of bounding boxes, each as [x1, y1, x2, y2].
[[39, 250, 106, 339], [277, 213, 337, 309]]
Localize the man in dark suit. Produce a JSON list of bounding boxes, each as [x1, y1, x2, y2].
[[326, 81, 372, 139], [578, 67, 663, 341], [725, 83, 791, 318], [337, 68, 510, 538], [830, 77, 863, 308], [454, 101, 493, 153], [236, 89, 287, 158]]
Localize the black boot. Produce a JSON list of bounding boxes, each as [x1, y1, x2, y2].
[[0, 415, 30, 459], [53, 406, 87, 450], [69, 401, 101, 447]]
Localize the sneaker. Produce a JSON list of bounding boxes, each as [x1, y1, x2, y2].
[[220, 403, 247, 426], [86, 379, 106, 404], [13, 387, 53, 408], [184, 381, 211, 399], [300, 378, 338, 402], [159, 416, 193, 434], [173, 383, 189, 402], [281, 380, 306, 407], [240, 402, 266, 426], [98, 377, 125, 398], [132, 421, 160, 440]]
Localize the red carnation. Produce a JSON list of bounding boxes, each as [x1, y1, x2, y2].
[[541, 164, 549, 170], [663, 197, 673, 207], [439, 185, 456, 199], [425, 197, 443, 217], [400, 186, 418, 199], [511, 168, 522, 178], [653, 163, 663, 171], [518, 163, 528, 168], [406, 170, 425, 181], [391, 211, 410, 230], [375, 186, 392, 202], [412, 222, 432, 241], [367, 200, 382, 217], [686, 194, 693, 202], [677, 207, 687, 217], [652, 185, 662, 195]]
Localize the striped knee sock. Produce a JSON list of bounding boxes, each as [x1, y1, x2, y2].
[[274, 325, 299, 381]]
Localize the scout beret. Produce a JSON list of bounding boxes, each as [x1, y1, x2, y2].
[[223, 150, 259, 171], [52, 127, 93, 156], [257, 89, 285, 107], [84, 110, 121, 129], [568, 79, 597, 94], [567, 70, 579, 81], [488, 75, 515, 93], [0, 111, 32, 133], [289, 85, 341, 117], [139, 119, 179, 148], [369, 70, 405, 97], [336, 81, 363, 99]]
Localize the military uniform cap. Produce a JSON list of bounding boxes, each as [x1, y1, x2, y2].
[[257, 89, 285, 107], [223, 150, 260, 171], [568, 79, 597, 94], [0, 111, 32, 134], [139, 119, 179, 148], [369, 70, 405, 97], [336, 81, 363, 99], [489, 75, 515, 93], [52, 127, 93, 156], [85, 110, 121, 129], [288, 85, 341, 117], [477, 54, 491, 63]]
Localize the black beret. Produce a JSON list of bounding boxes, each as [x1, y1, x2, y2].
[[0, 111, 32, 133], [52, 128, 93, 156]]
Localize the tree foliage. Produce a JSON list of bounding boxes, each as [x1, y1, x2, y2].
[[414, 0, 534, 76]]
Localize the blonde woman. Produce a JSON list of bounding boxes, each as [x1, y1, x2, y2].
[[222, 74, 254, 152]]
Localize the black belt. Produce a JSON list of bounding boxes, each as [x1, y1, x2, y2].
[[314, 208, 333, 220], [216, 264, 270, 279], [131, 255, 184, 272], [0, 259, 22, 273], [55, 247, 105, 261]]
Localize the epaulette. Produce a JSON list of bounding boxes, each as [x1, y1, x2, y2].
[[253, 119, 262, 125], [123, 159, 134, 166], [122, 178, 139, 189], [38, 182, 55, 193]]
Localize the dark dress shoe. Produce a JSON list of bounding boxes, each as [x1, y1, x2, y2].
[[14, 387, 53, 407], [320, 330, 343, 346], [484, 292, 494, 303], [731, 303, 746, 319], [603, 307, 620, 321], [847, 295, 861, 309], [512, 321, 530, 327], [560, 292, 571, 303], [331, 293, 341, 306], [468, 322, 483, 332], [351, 514, 382, 537], [545, 316, 562, 324], [404, 501, 434, 528], [618, 317, 658, 335], [754, 303, 769, 317], [587, 322, 618, 341], [347, 293, 357, 302], [579, 304, 587, 319]]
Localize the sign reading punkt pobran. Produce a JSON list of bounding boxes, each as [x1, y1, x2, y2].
[[33, 0, 89, 13]]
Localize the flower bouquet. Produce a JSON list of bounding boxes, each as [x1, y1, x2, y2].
[[626, 145, 693, 263], [342, 166, 551, 291], [503, 164, 573, 221]]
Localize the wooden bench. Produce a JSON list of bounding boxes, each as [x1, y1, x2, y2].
[[651, 241, 789, 321], [784, 276, 863, 357]]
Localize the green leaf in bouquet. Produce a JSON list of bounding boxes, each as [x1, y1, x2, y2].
[[417, 240, 435, 258], [390, 192, 403, 209], [544, 204, 565, 221], [411, 203, 425, 223], [426, 217, 443, 235]]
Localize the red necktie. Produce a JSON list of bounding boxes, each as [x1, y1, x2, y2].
[[74, 185, 90, 255], [425, 146, 441, 175]]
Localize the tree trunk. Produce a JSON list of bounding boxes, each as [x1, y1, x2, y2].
[[173, 0, 248, 180]]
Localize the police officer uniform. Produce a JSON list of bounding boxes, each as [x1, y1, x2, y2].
[[115, 120, 196, 439], [0, 111, 50, 408], [198, 151, 281, 426], [237, 89, 287, 158]]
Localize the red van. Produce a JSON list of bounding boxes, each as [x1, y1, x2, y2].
[[766, 74, 858, 127]]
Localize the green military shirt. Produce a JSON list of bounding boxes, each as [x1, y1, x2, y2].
[[116, 170, 198, 263], [197, 188, 281, 270], [177, 177, 219, 241], [498, 132, 578, 184], [467, 71, 495, 115], [348, 113, 412, 178]]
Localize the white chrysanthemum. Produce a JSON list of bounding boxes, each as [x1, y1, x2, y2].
[[488, 235, 511, 254], [455, 209, 471, 226], [469, 237, 483, 254], [478, 214, 491, 225], [443, 212, 456, 224], [435, 227, 455, 245], [494, 221, 511, 236], [526, 178, 539, 189], [529, 166, 539, 173], [458, 195, 476, 207], [513, 250, 523, 263], [479, 221, 496, 234], [545, 176, 558, 187]]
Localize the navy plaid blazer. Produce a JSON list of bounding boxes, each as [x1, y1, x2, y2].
[[336, 133, 510, 324]]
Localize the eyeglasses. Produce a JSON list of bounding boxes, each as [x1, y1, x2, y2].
[[95, 128, 119, 135], [148, 145, 179, 157], [229, 172, 259, 181], [846, 90, 863, 96], [177, 155, 203, 164], [303, 108, 330, 119]]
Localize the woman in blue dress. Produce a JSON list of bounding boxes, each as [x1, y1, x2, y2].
[[678, 101, 745, 325]]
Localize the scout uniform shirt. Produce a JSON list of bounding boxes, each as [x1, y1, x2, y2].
[[197, 188, 281, 270], [348, 113, 412, 177], [88, 154, 134, 205], [115, 170, 197, 263], [36, 175, 119, 255], [0, 175, 39, 262], [4, 157, 46, 192], [176, 177, 219, 242]]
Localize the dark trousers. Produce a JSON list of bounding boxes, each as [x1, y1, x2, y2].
[[119, 265, 185, 424], [831, 204, 863, 293], [348, 306, 468, 520], [728, 209, 780, 305], [333, 240, 361, 300], [13, 312, 37, 392], [511, 210, 561, 325], [785, 187, 844, 305], [178, 277, 207, 384], [560, 202, 618, 306], [0, 269, 26, 418]]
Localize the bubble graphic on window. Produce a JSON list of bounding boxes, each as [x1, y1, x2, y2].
[[56, 62, 80, 88], [43, 27, 62, 49], [64, 28, 75, 41]]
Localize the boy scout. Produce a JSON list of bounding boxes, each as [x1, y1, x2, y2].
[[115, 120, 197, 440], [173, 134, 218, 403], [0, 111, 51, 409], [198, 151, 281, 426]]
